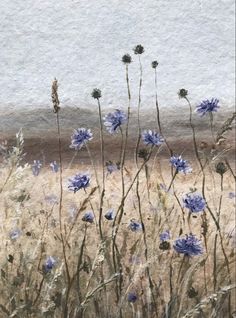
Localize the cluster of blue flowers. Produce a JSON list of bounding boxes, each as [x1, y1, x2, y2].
[[170, 155, 192, 174], [142, 130, 164, 146], [68, 173, 90, 193], [103, 109, 127, 134], [183, 193, 206, 213], [70, 128, 93, 150]]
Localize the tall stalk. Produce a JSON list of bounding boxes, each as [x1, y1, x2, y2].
[[51, 79, 71, 314], [92, 89, 105, 240], [152, 61, 172, 156], [181, 91, 231, 306]]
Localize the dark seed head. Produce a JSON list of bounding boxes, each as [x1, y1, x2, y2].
[[187, 287, 198, 298], [178, 88, 188, 99], [215, 162, 228, 176], [122, 54, 132, 64], [91, 88, 102, 99], [159, 241, 170, 250], [133, 44, 144, 55], [152, 61, 159, 69], [138, 148, 148, 160]]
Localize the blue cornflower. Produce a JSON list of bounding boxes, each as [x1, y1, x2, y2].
[[196, 98, 220, 116], [183, 193, 206, 213], [129, 220, 142, 232], [103, 109, 127, 134], [31, 160, 42, 176], [160, 230, 171, 241], [142, 130, 164, 146], [106, 161, 120, 174], [45, 256, 56, 273], [70, 128, 93, 150], [68, 173, 90, 193], [45, 194, 59, 205], [128, 292, 138, 303], [82, 211, 94, 223], [228, 192, 236, 199], [104, 209, 115, 220], [170, 155, 192, 174], [50, 161, 59, 173], [9, 229, 21, 240], [173, 234, 203, 256]]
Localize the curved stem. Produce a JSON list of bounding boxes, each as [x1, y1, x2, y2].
[[56, 112, 71, 285], [97, 98, 105, 239]]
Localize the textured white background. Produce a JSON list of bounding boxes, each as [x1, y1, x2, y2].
[[0, 0, 235, 111]]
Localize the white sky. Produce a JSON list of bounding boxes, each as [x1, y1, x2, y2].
[[0, 0, 235, 111]]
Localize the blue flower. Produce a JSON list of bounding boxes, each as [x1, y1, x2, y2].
[[173, 234, 203, 256], [106, 161, 120, 174], [31, 160, 42, 176], [9, 229, 21, 240], [142, 130, 164, 146], [68, 173, 90, 193], [103, 109, 127, 134], [82, 211, 94, 223], [70, 128, 93, 150], [160, 230, 171, 241], [170, 155, 192, 174], [129, 220, 142, 232], [45, 194, 59, 205], [128, 292, 138, 303], [196, 98, 220, 116], [228, 192, 236, 199], [104, 209, 115, 220], [45, 256, 56, 272], [50, 161, 59, 173], [183, 193, 206, 213]]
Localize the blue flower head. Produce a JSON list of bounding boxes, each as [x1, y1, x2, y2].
[[142, 130, 164, 146], [183, 193, 206, 213], [196, 98, 220, 116], [70, 128, 93, 150], [68, 173, 90, 193], [45, 256, 56, 273], [129, 220, 142, 232], [160, 230, 171, 241], [104, 109, 127, 134], [31, 160, 42, 176], [128, 292, 138, 303], [104, 209, 115, 220], [82, 211, 94, 223], [173, 234, 203, 256], [228, 192, 236, 199], [170, 155, 192, 174], [45, 194, 59, 205], [50, 161, 59, 173], [106, 161, 120, 174], [9, 229, 21, 240]]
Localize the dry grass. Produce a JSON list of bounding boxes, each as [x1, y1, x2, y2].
[[0, 139, 235, 317]]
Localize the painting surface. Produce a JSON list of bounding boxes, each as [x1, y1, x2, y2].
[[0, 1, 235, 317]]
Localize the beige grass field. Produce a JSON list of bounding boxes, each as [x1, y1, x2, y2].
[[0, 132, 235, 317]]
